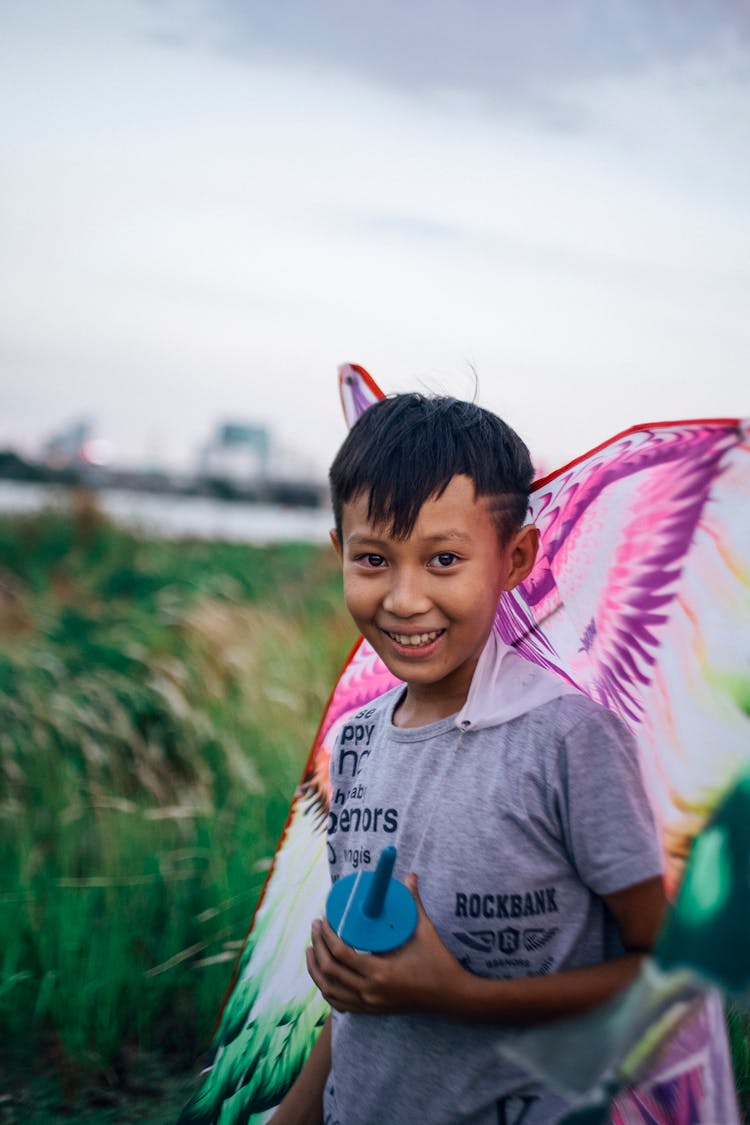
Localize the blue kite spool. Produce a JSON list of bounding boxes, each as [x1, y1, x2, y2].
[[326, 846, 418, 953]]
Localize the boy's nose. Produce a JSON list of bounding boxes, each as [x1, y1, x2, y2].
[[381, 572, 431, 617]]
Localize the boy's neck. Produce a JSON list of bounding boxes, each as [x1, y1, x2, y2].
[[392, 681, 469, 729]]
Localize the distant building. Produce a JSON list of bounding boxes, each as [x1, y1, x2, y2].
[[43, 419, 92, 469], [199, 421, 271, 486]]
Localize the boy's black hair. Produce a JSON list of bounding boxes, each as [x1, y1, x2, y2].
[[329, 394, 534, 544]]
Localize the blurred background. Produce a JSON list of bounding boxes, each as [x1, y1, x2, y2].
[[1, 1, 749, 1120]]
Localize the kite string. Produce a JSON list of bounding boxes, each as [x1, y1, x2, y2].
[[408, 727, 466, 875], [332, 717, 466, 940], [335, 869, 363, 941]]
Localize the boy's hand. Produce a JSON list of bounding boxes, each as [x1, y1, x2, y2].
[[306, 874, 465, 1017]]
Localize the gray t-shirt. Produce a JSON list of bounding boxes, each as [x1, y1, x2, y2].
[[324, 687, 662, 1125]]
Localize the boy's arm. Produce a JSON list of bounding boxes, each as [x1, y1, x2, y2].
[[307, 874, 666, 1025], [458, 875, 666, 1023], [268, 1015, 331, 1125]]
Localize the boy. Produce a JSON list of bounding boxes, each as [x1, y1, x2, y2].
[[272, 393, 666, 1125]]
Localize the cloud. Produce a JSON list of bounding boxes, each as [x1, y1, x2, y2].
[[144, 0, 750, 123], [337, 208, 750, 295]]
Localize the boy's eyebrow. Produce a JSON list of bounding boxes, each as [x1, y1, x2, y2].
[[345, 532, 388, 547], [345, 529, 475, 546], [421, 531, 474, 544]]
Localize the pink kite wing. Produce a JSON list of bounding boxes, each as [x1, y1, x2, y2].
[[508, 422, 742, 710], [338, 361, 385, 428], [499, 417, 749, 895]]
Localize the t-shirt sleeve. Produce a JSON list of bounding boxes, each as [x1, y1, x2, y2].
[[553, 703, 663, 896]]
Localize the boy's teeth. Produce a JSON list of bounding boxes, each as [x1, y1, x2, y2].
[[389, 630, 442, 646]]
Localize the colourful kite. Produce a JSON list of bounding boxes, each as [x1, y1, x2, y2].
[[179, 364, 749, 1124]]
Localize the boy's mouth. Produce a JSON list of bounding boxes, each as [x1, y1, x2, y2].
[[382, 628, 446, 648]]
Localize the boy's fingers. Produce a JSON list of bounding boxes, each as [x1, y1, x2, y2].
[[309, 922, 368, 988], [405, 872, 427, 917], [306, 946, 367, 1012], [317, 917, 370, 972]]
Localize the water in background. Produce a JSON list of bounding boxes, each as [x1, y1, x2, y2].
[[0, 480, 334, 544]]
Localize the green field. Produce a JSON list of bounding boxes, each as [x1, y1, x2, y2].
[[0, 498, 354, 1121], [1, 499, 748, 1123]]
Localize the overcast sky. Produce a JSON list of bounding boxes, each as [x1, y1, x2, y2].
[[1, 0, 748, 477]]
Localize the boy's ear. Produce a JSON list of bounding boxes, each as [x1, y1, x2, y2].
[[503, 524, 539, 591], [329, 529, 343, 562]]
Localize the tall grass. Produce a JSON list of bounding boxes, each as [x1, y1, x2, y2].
[[0, 499, 353, 1077]]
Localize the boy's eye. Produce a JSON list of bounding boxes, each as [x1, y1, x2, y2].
[[356, 553, 387, 567], [429, 552, 459, 568]]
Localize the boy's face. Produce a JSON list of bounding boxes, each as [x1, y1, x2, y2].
[[332, 474, 538, 717]]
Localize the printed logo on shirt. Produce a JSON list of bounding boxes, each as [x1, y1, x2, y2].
[[523, 927, 558, 951], [334, 726, 375, 780], [331, 782, 367, 806], [452, 930, 495, 954], [328, 804, 398, 836], [495, 1094, 540, 1124], [455, 887, 559, 920], [498, 927, 520, 955], [323, 1081, 340, 1125], [454, 927, 558, 954], [342, 845, 370, 868]]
